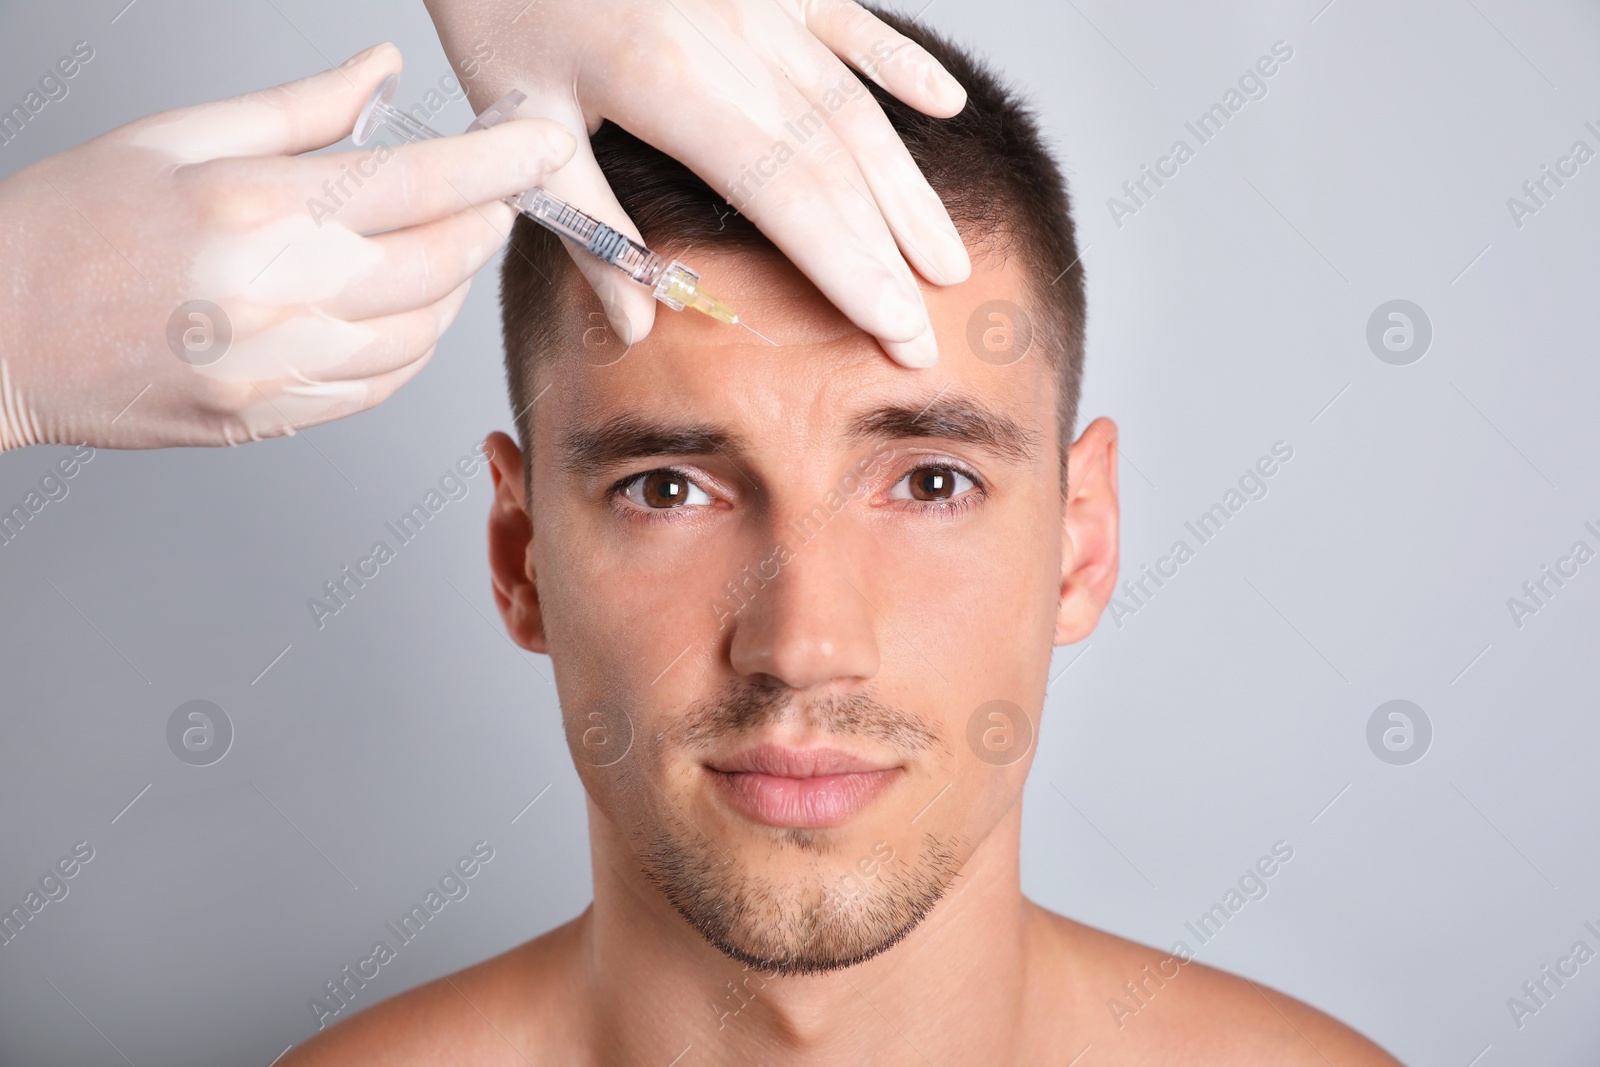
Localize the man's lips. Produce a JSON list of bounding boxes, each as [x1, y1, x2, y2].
[[706, 745, 901, 828], [707, 744, 896, 777]]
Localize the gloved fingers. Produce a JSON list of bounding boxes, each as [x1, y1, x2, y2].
[[522, 97, 657, 345], [606, 84, 931, 356], [356, 342, 437, 410], [313, 117, 576, 235], [190, 278, 469, 397], [774, 27, 969, 288], [228, 340, 435, 440], [137, 42, 404, 162], [803, 0, 968, 118], [320, 200, 516, 321], [340, 277, 474, 380], [265, 342, 440, 435]]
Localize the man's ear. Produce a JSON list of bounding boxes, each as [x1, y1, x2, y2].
[[1055, 417, 1120, 645], [484, 430, 547, 653]]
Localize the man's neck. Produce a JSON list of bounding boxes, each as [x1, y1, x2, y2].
[[575, 800, 1036, 1066]]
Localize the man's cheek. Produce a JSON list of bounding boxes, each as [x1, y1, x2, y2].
[[870, 543, 999, 696], [905, 533, 1054, 704], [547, 533, 718, 689]]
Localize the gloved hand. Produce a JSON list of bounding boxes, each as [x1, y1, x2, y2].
[[424, 0, 971, 368], [0, 43, 576, 451]]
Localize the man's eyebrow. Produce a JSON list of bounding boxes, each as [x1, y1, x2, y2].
[[845, 394, 1042, 463], [558, 414, 746, 478]]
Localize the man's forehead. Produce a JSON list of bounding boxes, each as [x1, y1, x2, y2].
[[532, 248, 1053, 459]]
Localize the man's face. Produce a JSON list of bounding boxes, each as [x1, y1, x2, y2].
[[486, 248, 1117, 973]]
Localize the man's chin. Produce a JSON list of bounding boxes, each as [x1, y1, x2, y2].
[[698, 906, 929, 978], [636, 826, 967, 977]]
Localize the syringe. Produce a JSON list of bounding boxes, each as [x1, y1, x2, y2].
[[353, 73, 737, 326]]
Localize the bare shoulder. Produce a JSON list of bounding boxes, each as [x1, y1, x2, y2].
[[280, 911, 588, 1067], [1026, 904, 1403, 1066]]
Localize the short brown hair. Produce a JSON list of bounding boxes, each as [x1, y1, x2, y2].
[[500, 7, 1086, 491]]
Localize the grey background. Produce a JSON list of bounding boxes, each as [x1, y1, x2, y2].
[[1, 0, 1596, 1063]]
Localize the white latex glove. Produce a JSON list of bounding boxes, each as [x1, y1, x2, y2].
[[424, 0, 971, 367], [0, 43, 576, 451]]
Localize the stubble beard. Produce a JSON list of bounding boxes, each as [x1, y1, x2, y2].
[[630, 679, 967, 976], [639, 823, 967, 976]]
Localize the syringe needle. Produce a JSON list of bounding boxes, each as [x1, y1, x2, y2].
[[353, 74, 739, 325]]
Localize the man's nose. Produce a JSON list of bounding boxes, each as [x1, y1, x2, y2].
[[725, 515, 881, 691]]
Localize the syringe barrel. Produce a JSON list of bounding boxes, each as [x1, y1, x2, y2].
[[513, 189, 666, 286]]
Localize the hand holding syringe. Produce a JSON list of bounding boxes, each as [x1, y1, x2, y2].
[[354, 73, 737, 327], [0, 43, 585, 452], [0, 0, 972, 453]]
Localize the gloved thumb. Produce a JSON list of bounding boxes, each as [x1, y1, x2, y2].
[[528, 105, 657, 347], [163, 42, 404, 161]]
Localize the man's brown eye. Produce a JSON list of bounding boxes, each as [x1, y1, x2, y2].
[[909, 467, 966, 501], [888, 464, 978, 505], [643, 471, 689, 507], [621, 469, 712, 510]]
